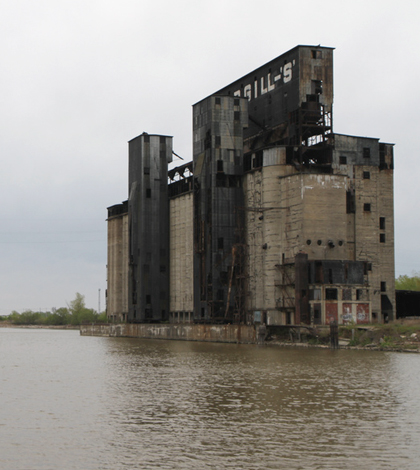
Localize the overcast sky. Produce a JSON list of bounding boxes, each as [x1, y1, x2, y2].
[[0, 0, 419, 314]]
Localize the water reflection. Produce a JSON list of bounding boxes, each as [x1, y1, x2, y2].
[[1, 329, 419, 469]]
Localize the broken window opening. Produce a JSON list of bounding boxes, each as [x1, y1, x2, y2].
[[325, 288, 338, 300]]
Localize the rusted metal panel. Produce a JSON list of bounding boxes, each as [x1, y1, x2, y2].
[[325, 303, 338, 324], [342, 303, 353, 324], [356, 304, 369, 324]]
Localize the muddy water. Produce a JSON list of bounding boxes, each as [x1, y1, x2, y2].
[[0, 328, 419, 469]]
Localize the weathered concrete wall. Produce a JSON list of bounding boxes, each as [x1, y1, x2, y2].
[[107, 210, 129, 321], [80, 323, 257, 344], [169, 192, 194, 315]]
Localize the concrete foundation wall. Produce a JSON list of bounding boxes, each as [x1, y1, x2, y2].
[[81, 323, 257, 344]]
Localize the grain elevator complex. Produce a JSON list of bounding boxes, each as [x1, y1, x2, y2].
[[107, 45, 395, 327]]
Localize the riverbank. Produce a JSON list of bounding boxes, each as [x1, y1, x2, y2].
[[79, 319, 420, 352], [0, 322, 79, 329]]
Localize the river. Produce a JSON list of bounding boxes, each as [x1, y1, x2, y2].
[[0, 328, 419, 469]]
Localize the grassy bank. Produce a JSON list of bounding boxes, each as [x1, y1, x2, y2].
[[267, 319, 420, 352]]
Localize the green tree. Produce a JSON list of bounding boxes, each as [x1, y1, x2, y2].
[[395, 272, 420, 291], [68, 293, 98, 325]]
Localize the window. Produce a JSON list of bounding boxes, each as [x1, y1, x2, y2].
[[380, 233, 386, 243], [364, 203, 371, 212], [311, 50, 322, 59], [146, 188, 151, 198], [234, 111, 240, 121], [144, 167, 150, 175], [160, 265, 166, 273], [356, 289, 369, 301], [309, 288, 321, 300], [380, 217, 385, 230], [363, 171, 370, 179], [342, 288, 352, 301], [339, 156, 347, 165], [218, 238, 224, 250], [325, 288, 338, 300], [363, 147, 371, 158], [215, 136, 221, 147], [234, 98, 240, 106], [381, 282, 386, 292], [146, 295, 151, 304], [215, 97, 221, 105], [346, 190, 355, 214]]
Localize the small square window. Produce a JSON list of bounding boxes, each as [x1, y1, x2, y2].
[[234, 98, 240, 106], [325, 288, 338, 300], [144, 167, 150, 175], [215, 97, 221, 105], [339, 156, 347, 165], [364, 203, 371, 212], [363, 148, 371, 158], [342, 288, 352, 301], [363, 171, 370, 179], [218, 237, 224, 250], [380, 233, 386, 243]]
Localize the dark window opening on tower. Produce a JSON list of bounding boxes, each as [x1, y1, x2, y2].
[[346, 191, 355, 213], [380, 217, 385, 230], [311, 80, 323, 95], [380, 233, 386, 243], [364, 203, 371, 212], [381, 282, 386, 292], [326, 288, 338, 300], [311, 50, 322, 59], [363, 171, 370, 179], [339, 156, 347, 165], [218, 237, 224, 250], [146, 188, 151, 198], [363, 147, 371, 158]]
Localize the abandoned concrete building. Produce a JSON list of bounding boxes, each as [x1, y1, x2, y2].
[[106, 45, 395, 326]]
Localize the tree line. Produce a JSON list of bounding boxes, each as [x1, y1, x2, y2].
[[0, 293, 108, 326], [395, 272, 420, 291]]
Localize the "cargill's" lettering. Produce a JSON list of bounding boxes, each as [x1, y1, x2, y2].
[[233, 60, 295, 101]]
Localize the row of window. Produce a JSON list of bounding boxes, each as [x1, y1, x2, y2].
[[308, 283, 387, 301]]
